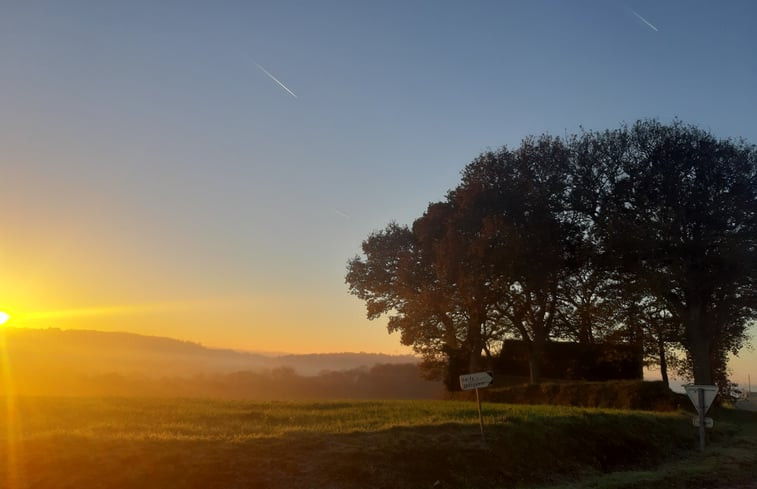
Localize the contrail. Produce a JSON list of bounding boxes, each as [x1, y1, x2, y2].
[[333, 209, 351, 219], [255, 62, 298, 98], [631, 9, 659, 32]]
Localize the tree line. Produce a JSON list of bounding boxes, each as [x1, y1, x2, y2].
[[8, 362, 443, 399], [346, 120, 757, 390]]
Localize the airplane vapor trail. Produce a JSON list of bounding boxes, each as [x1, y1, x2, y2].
[[631, 9, 659, 32], [255, 63, 298, 98], [333, 209, 351, 219]]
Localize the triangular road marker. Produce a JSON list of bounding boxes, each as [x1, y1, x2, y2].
[[684, 384, 718, 414]]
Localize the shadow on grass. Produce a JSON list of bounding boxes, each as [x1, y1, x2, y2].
[[1, 416, 697, 489]]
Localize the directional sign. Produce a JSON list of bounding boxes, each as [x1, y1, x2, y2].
[[684, 385, 718, 414], [459, 371, 494, 391], [692, 416, 714, 428]]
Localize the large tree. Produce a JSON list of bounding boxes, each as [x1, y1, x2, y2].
[[345, 214, 504, 388], [582, 120, 757, 385], [456, 136, 579, 383], [347, 135, 581, 385], [348, 120, 757, 389]]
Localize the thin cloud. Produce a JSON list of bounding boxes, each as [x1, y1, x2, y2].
[[631, 9, 659, 32], [255, 62, 298, 98]]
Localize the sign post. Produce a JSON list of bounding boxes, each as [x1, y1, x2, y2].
[[475, 386, 485, 444], [683, 384, 718, 452], [697, 388, 706, 452], [459, 371, 494, 446]]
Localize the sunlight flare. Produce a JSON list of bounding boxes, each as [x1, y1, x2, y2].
[[12, 297, 242, 324], [20, 305, 155, 321], [0, 312, 10, 325], [1, 329, 23, 488]]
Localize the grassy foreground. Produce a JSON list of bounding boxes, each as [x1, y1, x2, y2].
[[0, 397, 754, 489]]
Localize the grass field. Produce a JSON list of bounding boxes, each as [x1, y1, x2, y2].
[[1, 397, 755, 489]]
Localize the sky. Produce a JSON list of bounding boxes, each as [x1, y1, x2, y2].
[[0, 1, 756, 383]]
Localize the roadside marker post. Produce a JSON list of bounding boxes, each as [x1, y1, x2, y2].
[[683, 384, 718, 452], [692, 416, 713, 428], [459, 371, 494, 446]]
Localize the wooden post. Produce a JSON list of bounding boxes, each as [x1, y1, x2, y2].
[[475, 387, 486, 446], [698, 388, 706, 452]]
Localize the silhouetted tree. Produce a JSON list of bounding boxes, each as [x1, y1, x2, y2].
[[610, 287, 683, 388], [455, 137, 581, 384], [346, 202, 508, 387], [348, 136, 582, 384], [581, 120, 757, 385], [348, 120, 757, 389]]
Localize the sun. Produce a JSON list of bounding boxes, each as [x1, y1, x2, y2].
[[0, 312, 10, 325]]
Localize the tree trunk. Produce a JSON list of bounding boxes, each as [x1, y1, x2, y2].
[[469, 348, 483, 373], [467, 316, 484, 373], [528, 354, 541, 385], [527, 337, 545, 385], [688, 335, 712, 385], [658, 340, 669, 389], [578, 309, 593, 345], [626, 303, 645, 379], [686, 303, 713, 385]]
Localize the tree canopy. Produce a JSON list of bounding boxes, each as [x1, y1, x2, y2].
[[581, 121, 757, 385], [346, 120, 757, 388]]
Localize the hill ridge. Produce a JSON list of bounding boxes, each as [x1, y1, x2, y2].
[[0, 326, 418, 377]]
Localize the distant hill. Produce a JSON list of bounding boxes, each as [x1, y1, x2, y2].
[[0, 327, 439, 398], [0, 327, 418, 377], [275, 352, 421, 375]]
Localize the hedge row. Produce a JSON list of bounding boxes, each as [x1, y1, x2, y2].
[[447, 380, 678, 411]]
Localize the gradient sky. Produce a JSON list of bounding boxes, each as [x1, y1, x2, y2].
[[1, 1, 756, 383]]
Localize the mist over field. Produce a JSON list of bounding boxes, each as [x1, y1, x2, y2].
[[0, 327, 440, 399]]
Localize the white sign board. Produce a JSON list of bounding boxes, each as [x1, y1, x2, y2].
[[459, 371, 494, 391], [684, 384, 718, 414], [692, 416, 714, 428]]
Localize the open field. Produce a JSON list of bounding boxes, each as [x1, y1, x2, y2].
[[1, 397, 755, 489]]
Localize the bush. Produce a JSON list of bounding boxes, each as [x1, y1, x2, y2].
[[447, 380, 677, 411]]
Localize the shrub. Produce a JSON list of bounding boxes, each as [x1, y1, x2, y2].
[[447, 380, 677, 411]]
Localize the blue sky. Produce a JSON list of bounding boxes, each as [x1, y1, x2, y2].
[[0, 1, 756, 381]]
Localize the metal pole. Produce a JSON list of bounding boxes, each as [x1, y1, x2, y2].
[[475, 387, 486, 446], [698, 388, 706, 452]]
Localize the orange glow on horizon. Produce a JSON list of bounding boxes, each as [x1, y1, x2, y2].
[[9, 298, 240, 325], [0, 293, 413, 356], [1, 326, 23, 488]]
